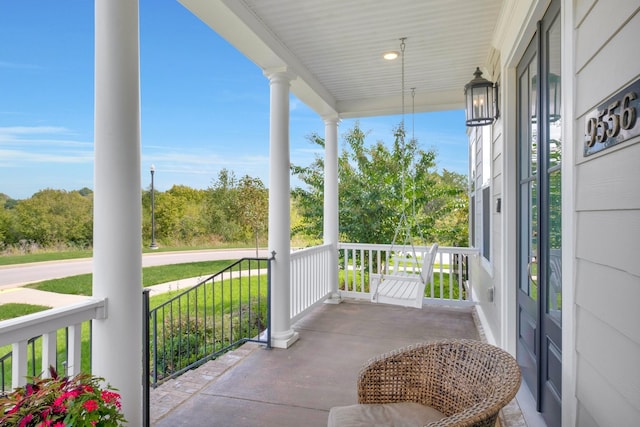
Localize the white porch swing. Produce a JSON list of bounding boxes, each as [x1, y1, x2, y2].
[[370, 38, 438, 309]]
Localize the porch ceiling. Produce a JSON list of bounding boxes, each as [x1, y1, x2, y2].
[[178, 0, 504, 118]]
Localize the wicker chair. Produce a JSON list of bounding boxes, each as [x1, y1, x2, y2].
[[328, 339, 521, 427]]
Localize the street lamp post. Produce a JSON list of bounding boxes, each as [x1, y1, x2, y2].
[[150, 165, 158, 249]]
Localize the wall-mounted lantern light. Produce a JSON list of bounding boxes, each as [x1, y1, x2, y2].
[[531, 73, 561, 124], [464, 67, 499, 127], [548, 73, 561, 122]]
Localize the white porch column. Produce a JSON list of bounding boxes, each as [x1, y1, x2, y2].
[[323, 116, 342, 303], [265, 70, 299, 348], [93, 1, 142, 425]]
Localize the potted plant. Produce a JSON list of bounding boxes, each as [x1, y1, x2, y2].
[[0, 366, 126, 426]]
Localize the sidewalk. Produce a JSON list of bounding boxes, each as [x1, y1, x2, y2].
[[0, 287, 89, 308]]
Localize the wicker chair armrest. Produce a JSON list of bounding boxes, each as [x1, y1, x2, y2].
[[357, 345, 434, 406], [424, 400, 504, 427]]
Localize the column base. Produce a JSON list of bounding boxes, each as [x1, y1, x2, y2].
[[324, 293, 343, 304], [270, 329, 299, 349]]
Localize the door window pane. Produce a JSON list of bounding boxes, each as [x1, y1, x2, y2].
[[548, 170, 561, 322], [546, 14, 562, 324]]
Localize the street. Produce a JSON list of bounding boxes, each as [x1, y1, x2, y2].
[[0, 248, 268, 291]]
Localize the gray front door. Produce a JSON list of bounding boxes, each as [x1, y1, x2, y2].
[[516, 1, 562, 426]]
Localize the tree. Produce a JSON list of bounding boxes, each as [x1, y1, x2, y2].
[[12, 189, 93, 247], [202, 170, 268, 246], [205, 169, 242, 241], [152, 185, 208, 244], [0, 204, 10, 247], [237, 175, 268, 255], [291, 122, 468, 247]]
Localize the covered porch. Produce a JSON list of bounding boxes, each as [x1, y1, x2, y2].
[[150, 300, 498, 427], [1, 0, 537, 425]]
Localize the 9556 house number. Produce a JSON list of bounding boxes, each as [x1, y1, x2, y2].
[[584, 78, 640, 156]]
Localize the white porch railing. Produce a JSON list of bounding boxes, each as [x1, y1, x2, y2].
[[287, 242, 479, 324], [337, 243, 478, 305], [0, 298, 106, 391], [290, 243, 333, 322]]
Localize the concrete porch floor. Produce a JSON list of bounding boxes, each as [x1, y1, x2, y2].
[[151, 300, 528, 426]]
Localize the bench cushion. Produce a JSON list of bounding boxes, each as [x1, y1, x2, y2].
[[327, 402, 445, 427]]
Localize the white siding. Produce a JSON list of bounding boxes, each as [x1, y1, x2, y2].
[[468, 114, 506, 346], [573, 1, 640, 424]]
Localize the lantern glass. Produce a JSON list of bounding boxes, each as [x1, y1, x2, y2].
[[465, 67, 497, 127]]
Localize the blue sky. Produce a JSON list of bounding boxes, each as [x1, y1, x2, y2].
[[0, 1, 469, 201]]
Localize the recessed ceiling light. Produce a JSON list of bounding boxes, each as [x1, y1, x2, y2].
[[383, 51, 399, 60]]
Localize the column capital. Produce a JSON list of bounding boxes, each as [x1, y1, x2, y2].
[[321, 114, 341, 125], [263, 67, 296, 83]]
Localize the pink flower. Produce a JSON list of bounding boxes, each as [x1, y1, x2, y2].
[[101, 390, 121, 405], [0, 367, 126, 426], [83, 399, 99, 412]]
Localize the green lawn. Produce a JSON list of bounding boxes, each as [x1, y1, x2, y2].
[[26, 260, 236, 296], [0, 259, 266, 388], [0, 303, 51, 321]]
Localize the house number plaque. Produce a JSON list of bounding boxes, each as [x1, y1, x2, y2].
[[584, 78, 640, 156]]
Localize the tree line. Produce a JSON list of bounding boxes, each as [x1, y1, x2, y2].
[[0, 170, 269, 253], [0, 123, 469, 253]]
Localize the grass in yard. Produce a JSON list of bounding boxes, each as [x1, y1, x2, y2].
[[0, 303, 50, 321], [26, 260, 236, 296], [149, 273, 269, 380]]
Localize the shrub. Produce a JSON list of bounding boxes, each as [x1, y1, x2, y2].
[[0, 366, 126, 427]]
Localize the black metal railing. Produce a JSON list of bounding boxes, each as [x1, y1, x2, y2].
[[145, 255, 273, 388]]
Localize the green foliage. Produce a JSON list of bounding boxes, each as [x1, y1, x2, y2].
[[0, 367, 126, 427], [153, 304, 266, 380], [155, 317, 213, 377], [144, 185, 208, 244], [1, 170, 268, 251], [11, 189, 93, 248], [292, 122, 469, 246], [150, 274, 268, 381], [237, 176, 268, 253], [202, 170, 268, 244], [0, 204, 10, 247]]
